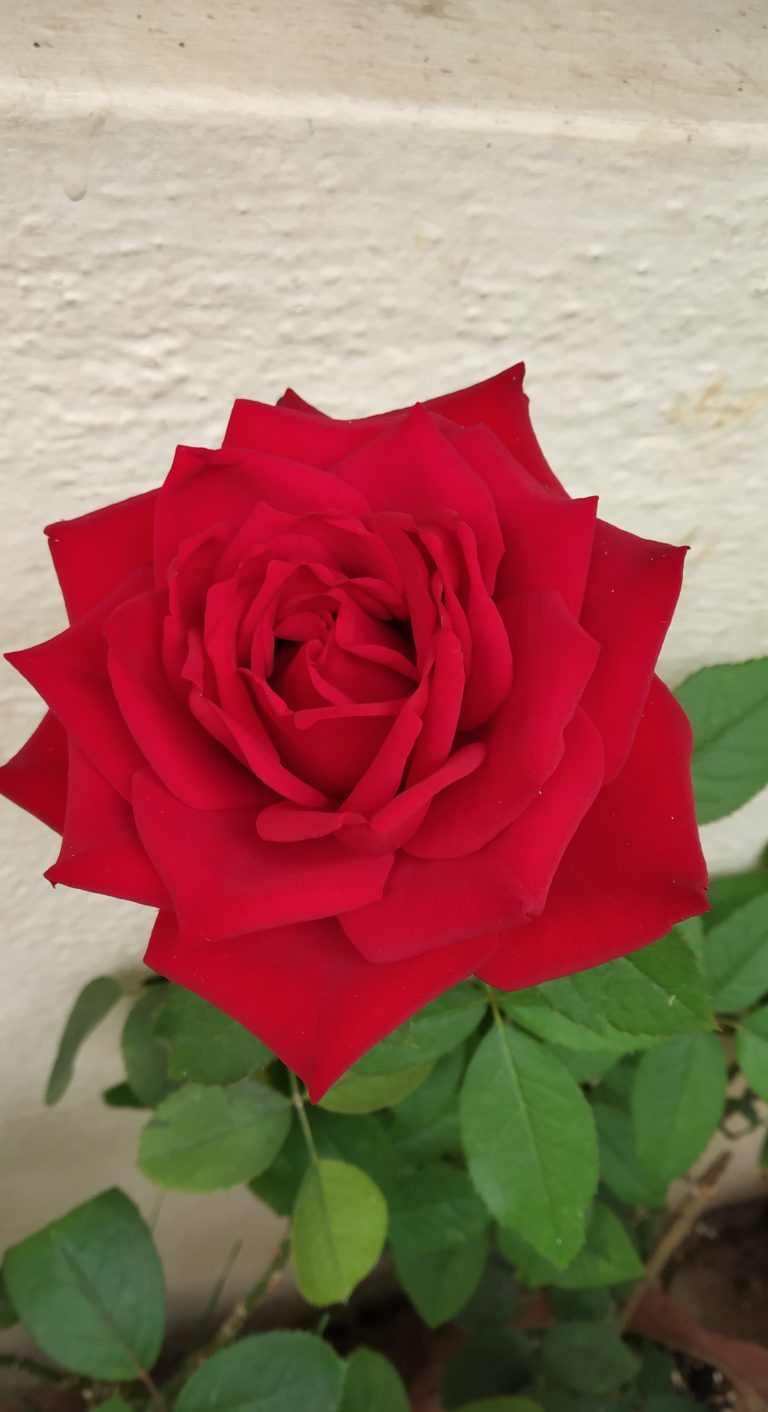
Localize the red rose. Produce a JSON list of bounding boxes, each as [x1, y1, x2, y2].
[[1, 366, 707, 1097]]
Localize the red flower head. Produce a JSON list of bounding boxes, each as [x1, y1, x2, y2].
[[1, 367, 707, 1098]]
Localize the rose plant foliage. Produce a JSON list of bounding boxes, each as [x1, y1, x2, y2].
[[0, 366, 708, 1097]]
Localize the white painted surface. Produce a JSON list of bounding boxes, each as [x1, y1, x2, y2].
[[1, 0, 768, 1334]]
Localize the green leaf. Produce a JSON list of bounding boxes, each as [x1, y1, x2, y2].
[[319, 1062, 433, 1114], [736, 1005, 768, 1099], [503, 930, 713, 1052], [541, 1320, 638, 1394], [460, 1025, 598, 1266], [0, 1268, 17, 1329], [705, 871, 768, 931], [45, 976, 122, 1105], [391, 1045, 465, 1130], [703, 895, 768, 1012], [291, 1159, 387, 1305], [160, 986, 271, 1085], [442, 1328, 533, 1408], [355, 984, 486, 1074], [139, 1080, 291, 1191], [176, 1331, 343, 1412], [395, 1233, 488, 1327], [675, 658, 768, 822], [249, 1119, 307, 1216], [592, 1101, 667, 1208], [3, 1189, 165, 1378], [389, 1163, 487, 1256], [632, 1033, 728, 1183], [102, 1082, 145, 1109], [549, 1050, 618, 1085], [453, 1402, 544, 1412], [340, 1347, 409, 1412], [393, 1110, 461, 1164], [499, 1201, 643, 1289], [121, 989, 172, 1107], [312, 1110, 401, 1199], [93, 1398, 134, 1412], [456, 1250, 520, 1330]]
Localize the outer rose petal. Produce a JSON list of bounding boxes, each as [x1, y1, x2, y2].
[[6, 571, 151, 798], [579, 521, 686, 779], [0, 711, 68, 832], [145, 911, 497, 1100], [478, 678, 708, 990], [278, 365, 564, 495], [223, 400, 374, 467], [47, 745, 168, 907], [132, 768, 394, 940], [46, 490, 157, 622]]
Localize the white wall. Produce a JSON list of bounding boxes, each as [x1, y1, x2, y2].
[[2, 0, 768, 1333]]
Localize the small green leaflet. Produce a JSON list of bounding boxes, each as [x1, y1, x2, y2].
[[735, 1006, 768, 1100], [542, 1320, 639, 1394], [460, 1024, 597, 1266], [354, 984, 486, 1075], [319, 1062, 433, 1114], [394, 1233, 488, 1328], [388, 1162, 488, 1256], [121, 989, 173, 1107], [340, 1347, 410, 1412], [705, 870, 768, 931], [0, 1267, 17, 1329], [701, 894, 768, 1012], [159, 986, 271, 1085], [291, 1158, 387, 1305], [139, 1080, 291, 1191], [175, 1331, 344, 1412], [3, 1189, 165, 1379], [502, 929, 713, 1053], [675, 657, 768, 823], [442, 1328, 534, 1408], [632, 1033, 727, 1184], [45, 976, 122, 1105], [592, 1101, 667, 1209], [499, 1201, 643, 1289], [392, 1045, 465, 1130]]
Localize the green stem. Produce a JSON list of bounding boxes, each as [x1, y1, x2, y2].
[[483, 983, 506, 1031], [288, 1069, 319, 1164]]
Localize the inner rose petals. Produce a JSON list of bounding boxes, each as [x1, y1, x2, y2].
[[406, 591, 600, 858]]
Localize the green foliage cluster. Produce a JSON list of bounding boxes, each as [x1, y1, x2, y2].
[[1, 658, 767, 1410]]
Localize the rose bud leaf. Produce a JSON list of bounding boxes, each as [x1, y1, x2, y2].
[[3, 1189, 165, 1379], [138, 1080, 291, 1192], [460, 1025, 598, 1268], [290, 1158, 387, 1306]]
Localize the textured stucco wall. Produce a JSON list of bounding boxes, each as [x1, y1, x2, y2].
[[1, 0, 768, 1335]]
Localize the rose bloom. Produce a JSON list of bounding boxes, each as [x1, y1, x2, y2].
[[1, 366, 707, 1097]]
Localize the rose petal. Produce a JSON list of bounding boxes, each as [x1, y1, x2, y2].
[[132, 768, 394, 939], [478, 679, 708, 989], [46, 745, 168, 907], [407, 592, 599, 858], [406, 627, 465, 784], [6, 571, 151, 798], [154, 444, 372, 580], [331, 407, 505, 592], [0, 711, 68, 832], [342, 708, 604, 962], [145, 911, 496, 1100], [106, 590, 265, 809], [447, 424, 598, 613], [46, 490, 157, 622], [223, 399, 374, 466], [579, 522, 686, 778]]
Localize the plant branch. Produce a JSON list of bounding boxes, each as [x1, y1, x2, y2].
[[289, 1069, 319, 1164], [617, 1148, 733, 1332]]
